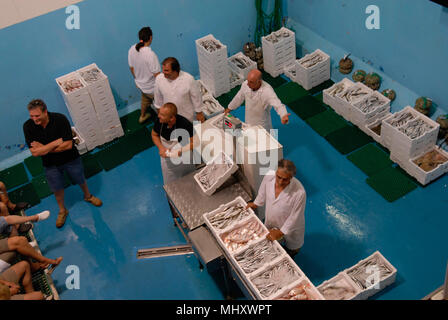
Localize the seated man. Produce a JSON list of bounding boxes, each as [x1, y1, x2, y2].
[[0, 260, 44, 300], [0, 181, 29, 214], [247, 159, 306, 258]]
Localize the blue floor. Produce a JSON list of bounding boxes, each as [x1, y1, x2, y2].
[[28, 100, 448, 300]]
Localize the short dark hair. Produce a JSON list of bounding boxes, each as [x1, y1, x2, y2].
[[27, 99, 47, 112], [161, 102, 178, 117], [278, 159, 296, 176], [162, 57, 180, 73]]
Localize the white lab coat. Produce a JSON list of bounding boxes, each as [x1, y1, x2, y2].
[[154, 71, 202, 123], [228, 80, 287, 131], [254, 173, 306, 250]]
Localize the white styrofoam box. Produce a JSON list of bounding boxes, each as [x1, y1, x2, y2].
[[273, 276, 326, 300], [362, 112, 392, 145], [381, 106, 421, 151], [261, 27, 295, 51], [323, 78, 354, 113], [55, 72, 89, 103], [317, 272, 361, 300], [103, 125, 124, 143], [229, 69, 244, 89], [194, 151, 238, 196], [298, 69, 330, 91], [345, 251, 397, 300], [196, 34, 228, 64], [201, 94, 225, 119], [283, 63, 298, 83], [334, 82, 373, 121], [248, 254, 304, 300], [296, 49, 330, 90], [228, 52, 257, 79], [71, 127, 88, 155], [351, 91, 391, 127]]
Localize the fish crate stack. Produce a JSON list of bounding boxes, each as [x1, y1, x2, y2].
[[196, 34, 230, 97], [402, 147, 448, 185], [295, 49, 330, 90], [323, 78, 355, 121], [262, 27, 296, 78], [203, 196, 324, 300], [350, 90, 391, 128], [283, 63, 298, 83], [229, 68, 244, 90], [56, 72, 105, 151], [194, 151, 238, 195], [71, 126, 87, 155], [336, 82, 373, 123], [228, 52, 257, 80], [77, 63, 124, 143]]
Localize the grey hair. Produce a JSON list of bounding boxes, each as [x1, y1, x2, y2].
[[277, 159, 296, 176]]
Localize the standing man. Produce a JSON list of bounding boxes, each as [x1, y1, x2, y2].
[[128, 26, 160, 124], [23, 99, 102, 228], [247, 159, 306, 258], [154, 57, 205, 123], [151, 103, 196, 185], [225, 69, 290, 131]]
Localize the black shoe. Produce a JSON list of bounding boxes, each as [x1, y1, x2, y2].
[[18, 223, 33, 234]]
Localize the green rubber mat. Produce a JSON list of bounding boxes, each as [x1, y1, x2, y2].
[[288, 95, 328, 120], [347, 143, 394, 177], [31, 175, 53, 199], [274, 82, 309, 106], [366, 166, 418, 202], [8, 183, 40, 208], [81, 153, 103, 179], [325, 125, 373, 155], [262, 71, 287, 88], [24, 156, 44, 177], [307, 79, 335, 95], [123, 126, 154, 156], [0, 163, 28, 190], [306, 109, 350, 137], [314, 92, 323, 102], [31, 269, 53, 297], [216, 85, 241, 107], [94, 137, 134, 171], [120, 109, 153, 135]]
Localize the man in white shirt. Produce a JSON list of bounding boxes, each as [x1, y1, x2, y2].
[[225, 69, 290, 131], [128, 27, 160, 123], [247, 159, 306, 258], [154, 57, 205, 123]]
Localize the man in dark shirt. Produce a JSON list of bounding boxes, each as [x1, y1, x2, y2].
[[23, 99, 102, 228], [151, 102, 196, 184]]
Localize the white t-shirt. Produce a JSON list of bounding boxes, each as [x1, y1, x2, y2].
[[128, 45, 160, 94], [154, 71, 202, 122]]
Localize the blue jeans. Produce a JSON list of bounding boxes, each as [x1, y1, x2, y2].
[[44, 157, 86, 192]]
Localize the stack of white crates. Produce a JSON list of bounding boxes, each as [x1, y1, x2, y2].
[[196, 34, 230, 97], [350, 90, 391, 128], [228, 52, 257, 80], [295, 49, 330, 90], [323, 78, 355, 121], [262, 27, 296, 78], [56, 63, 124, 153]]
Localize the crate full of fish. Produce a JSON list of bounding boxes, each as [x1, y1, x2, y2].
[[194, 151, 238, 196], [323, 78, 354, 120], [196, 34, 228, 65], [228, 52, 257, 79], [296, 49, 330, 90], [56, 72, 91, 105], [273, 277, 325, 300], [362, 112, 393, 146], [351, 90, 391, 127], [197, 80, 210, 98], [229, 68, 244, 90], [283, 63, 298, 83], [344, 251, 397, 300], [261, 27, 295, 54], [381, 106, 420, 151], [247, 255, 304, 300], [317, 272, 361, 300], [201, 94, 225, 119], [335, 82, 373, 122]]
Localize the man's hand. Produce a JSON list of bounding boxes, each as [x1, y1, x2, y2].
[[246, 202, 258, 210], [281, 113, 291, 125], [159, 146, 169, 158], [224, 108, 231, 115], [30, 141, 43, 148], [266, 228, 284, 241], [196, 112, 206, 123]]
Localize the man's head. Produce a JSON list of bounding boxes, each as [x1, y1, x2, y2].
[[162, 57, 180, 81], [247, 69, 262, 91], [27, 99, 49, 126], [158, 102, 178, 124], [276, 159, 296, 188]]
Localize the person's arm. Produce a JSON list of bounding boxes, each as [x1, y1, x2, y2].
[[153, 77, 163, 110], [225, 85, 245, 114], [151, 128, 168, 158], [266, 90, 290, 124], [29, 139, 63, 156], [253, 175, 268, 207], [129, 67, 136, 79], [189, 78, 204, 123], [50, 140, 73, 153]]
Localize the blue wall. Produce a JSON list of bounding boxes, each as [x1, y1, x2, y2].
[[0, 0, 257, 162], [285, 0, 448, 114]]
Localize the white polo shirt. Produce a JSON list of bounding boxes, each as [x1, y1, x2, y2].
[[128, 45, 160, 94]]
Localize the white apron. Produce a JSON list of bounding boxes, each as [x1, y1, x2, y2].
[[160, 136, 195, 185], [245, 89, 273, 131]]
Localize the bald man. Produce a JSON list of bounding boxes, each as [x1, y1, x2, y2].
[[225, 69, 290, 131]]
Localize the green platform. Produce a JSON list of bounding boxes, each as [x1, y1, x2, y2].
[[0, 163, 29, 190], [94, 138, 134, 171], [216, 85, 241, 107], [24, 156, 44, 178], [306, 109, 350, 137], [81, 153, 103, 179], [325, 125, 373, 155], [307, 79, 335, 95], [120, 109, 154, 135], [347, 143, 394, 177], [288, 95, 328, 120], [31, 175, 53, 199], [366, 166, 418, 202], [8, 183, 40, 208], [274, 82, 309, 106], [123, 126, 154, 156], [262, 71, 287, 88]]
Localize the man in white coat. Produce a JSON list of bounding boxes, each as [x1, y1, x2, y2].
[[247, 159, 306, 257], [154, 57, 205, 123], [224, 69, 290, 131]]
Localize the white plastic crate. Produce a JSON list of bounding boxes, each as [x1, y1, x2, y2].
[[344, 251, 397, 300], [228, 52, 257, 79], [381, 106, 421, 151], [103, 125, 124, 143], [273, 276, 326, 300], [317, 272, 361, 300], [296, 49, 331, 90], [323, 78, 354, 119], [229, 68, 244, 89], [196, 34, 228, 65], [197, 79, 210, 98], [201, 94, 225, 119], [262, 27, 296, 78], [362, 112, 393, 145], [283, 63, 298, 83], [194, 151, 238, 196], [55, 72, 89, 105], [334, 82, 373, 122], [351, 91, 391, 127], [71, 127, 88, 155], [247, 254, 304, 300]]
